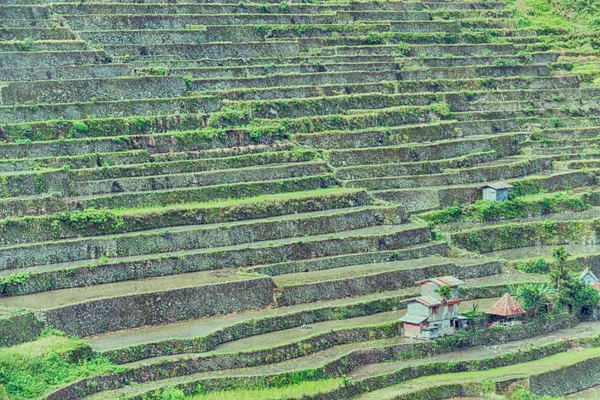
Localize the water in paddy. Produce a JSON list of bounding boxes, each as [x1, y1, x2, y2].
[[566, 385, 600, 399], [485, 244, 600, 261]]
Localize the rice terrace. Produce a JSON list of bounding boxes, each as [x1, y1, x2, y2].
[[2, 0, 600, 398]]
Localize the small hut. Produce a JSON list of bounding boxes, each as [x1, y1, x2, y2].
[[579, 268, 600, 291], [481, 183, 511, 202], [487, 293, 524, 326]]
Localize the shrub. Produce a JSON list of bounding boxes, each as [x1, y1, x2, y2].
[[430, 101, 451, 117], [518, 258, 550, 274], [161, 387, 186, 400], [279, 2, 290, 12], [72, 121, 89, 134]]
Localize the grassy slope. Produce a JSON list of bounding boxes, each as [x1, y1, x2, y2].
[[0, 333, 121, 400]]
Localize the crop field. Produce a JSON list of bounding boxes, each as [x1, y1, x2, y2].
[[0, 0, 600, 398]]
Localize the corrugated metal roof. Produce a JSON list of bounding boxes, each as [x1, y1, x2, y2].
[[419, 276, 464, 287], [400, 314, 428, 324], [579, 268, 599, 282], [416, 295, 441, 307], [487, 293, 525, 317], [480, 182, 512, 190]]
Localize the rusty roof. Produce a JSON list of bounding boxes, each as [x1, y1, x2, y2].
[[487, 293, 525, 317]]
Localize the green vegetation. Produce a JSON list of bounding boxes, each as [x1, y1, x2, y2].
[[0, 332, 120, 399], [421, 191, 592, 224], [513, 247, 599, 318], [405, 347, 600, 385], [188, 379, 344, 400], [509, 388, 561, 400]]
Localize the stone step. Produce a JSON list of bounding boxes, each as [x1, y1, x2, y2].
[[245, 242, 448, 276], [0, 5, 50, 19], [458, 17, 519, 30], [1, 76, 187, 105], [192, 69, 397, 92], [327, 43, 516, 57], [344, 156, 553, 190], [0, 150, 319, 200], [199, 75, 583, 103], [272, 105, 437, 135], [0, 39, 87, 53], [424, 1, 506, 10], [467, 97, 600, 113], [0, 63, 133, 82], [273, 257, 504, 306], [53, 3, 351, 15], [102, 40, 301, 59], [399, 52, 559, 67], [0, 187, 368, 252], [70, 160, 330, 197], [374, 169, 596, 212], [9, 268, 276, 337], [0, 120, 282, 157], [0, 94, 218, 124], [433, 9, 514, 19], [534, 126, 600, 141], [336, 151, 498, 179], [0, 27, 75, 41], [399, 63, 550, 80], [79, 24, 389, 45], [0, 203, 399, 276], [247, 87, 598, 121], [139, 61, 397, 79], [80, 53, 398, 69], [456, 104, 600, 124], [296, 120, 458, 149], [0, 50, 111, 68], [64, 12, 429, 30], [0, 18, 54, 28], [51, 273, 545, 399], [51, 2, 431, 15], [0, 223, 430, 320], [0, 174, 334, 219], [68, 149, 317, 183], [327, 132, 523, 165], [0, 150, 148, 174]]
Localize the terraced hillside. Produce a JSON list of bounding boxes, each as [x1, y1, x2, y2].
[[1, 0, 600, 398]]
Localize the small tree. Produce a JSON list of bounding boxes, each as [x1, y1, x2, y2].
[[462, 303, 485, 327], [436, 285, 453, 303], [550, 247, 570, 292], [515, 283, 557, 318], [558, 275, 600, 316]]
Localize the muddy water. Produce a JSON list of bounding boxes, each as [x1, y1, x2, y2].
[[212, 310, 402, 353], [0, 267, 245, 310], [273, 255, 447, 285], [86, 274, 539, 352], [212, 299, 498, 354], [485, 244, 600, 261], [87, 285, 421, 351], [567, 385, 600, 399]]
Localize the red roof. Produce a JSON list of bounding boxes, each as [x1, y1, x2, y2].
[[592, 282, 600, 292], [487, 293, 525, 317]]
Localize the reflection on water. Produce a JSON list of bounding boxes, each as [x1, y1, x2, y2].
[[485, 244, 600, 261], [566, 385, 600, 399]]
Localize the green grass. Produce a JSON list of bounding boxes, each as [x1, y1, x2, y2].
[[0, 333, 121, 400], [505, 0, 586, 32], [188, 379, 344, 400], [409, 347, 600, 386], [112, 187, 361, 215]]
